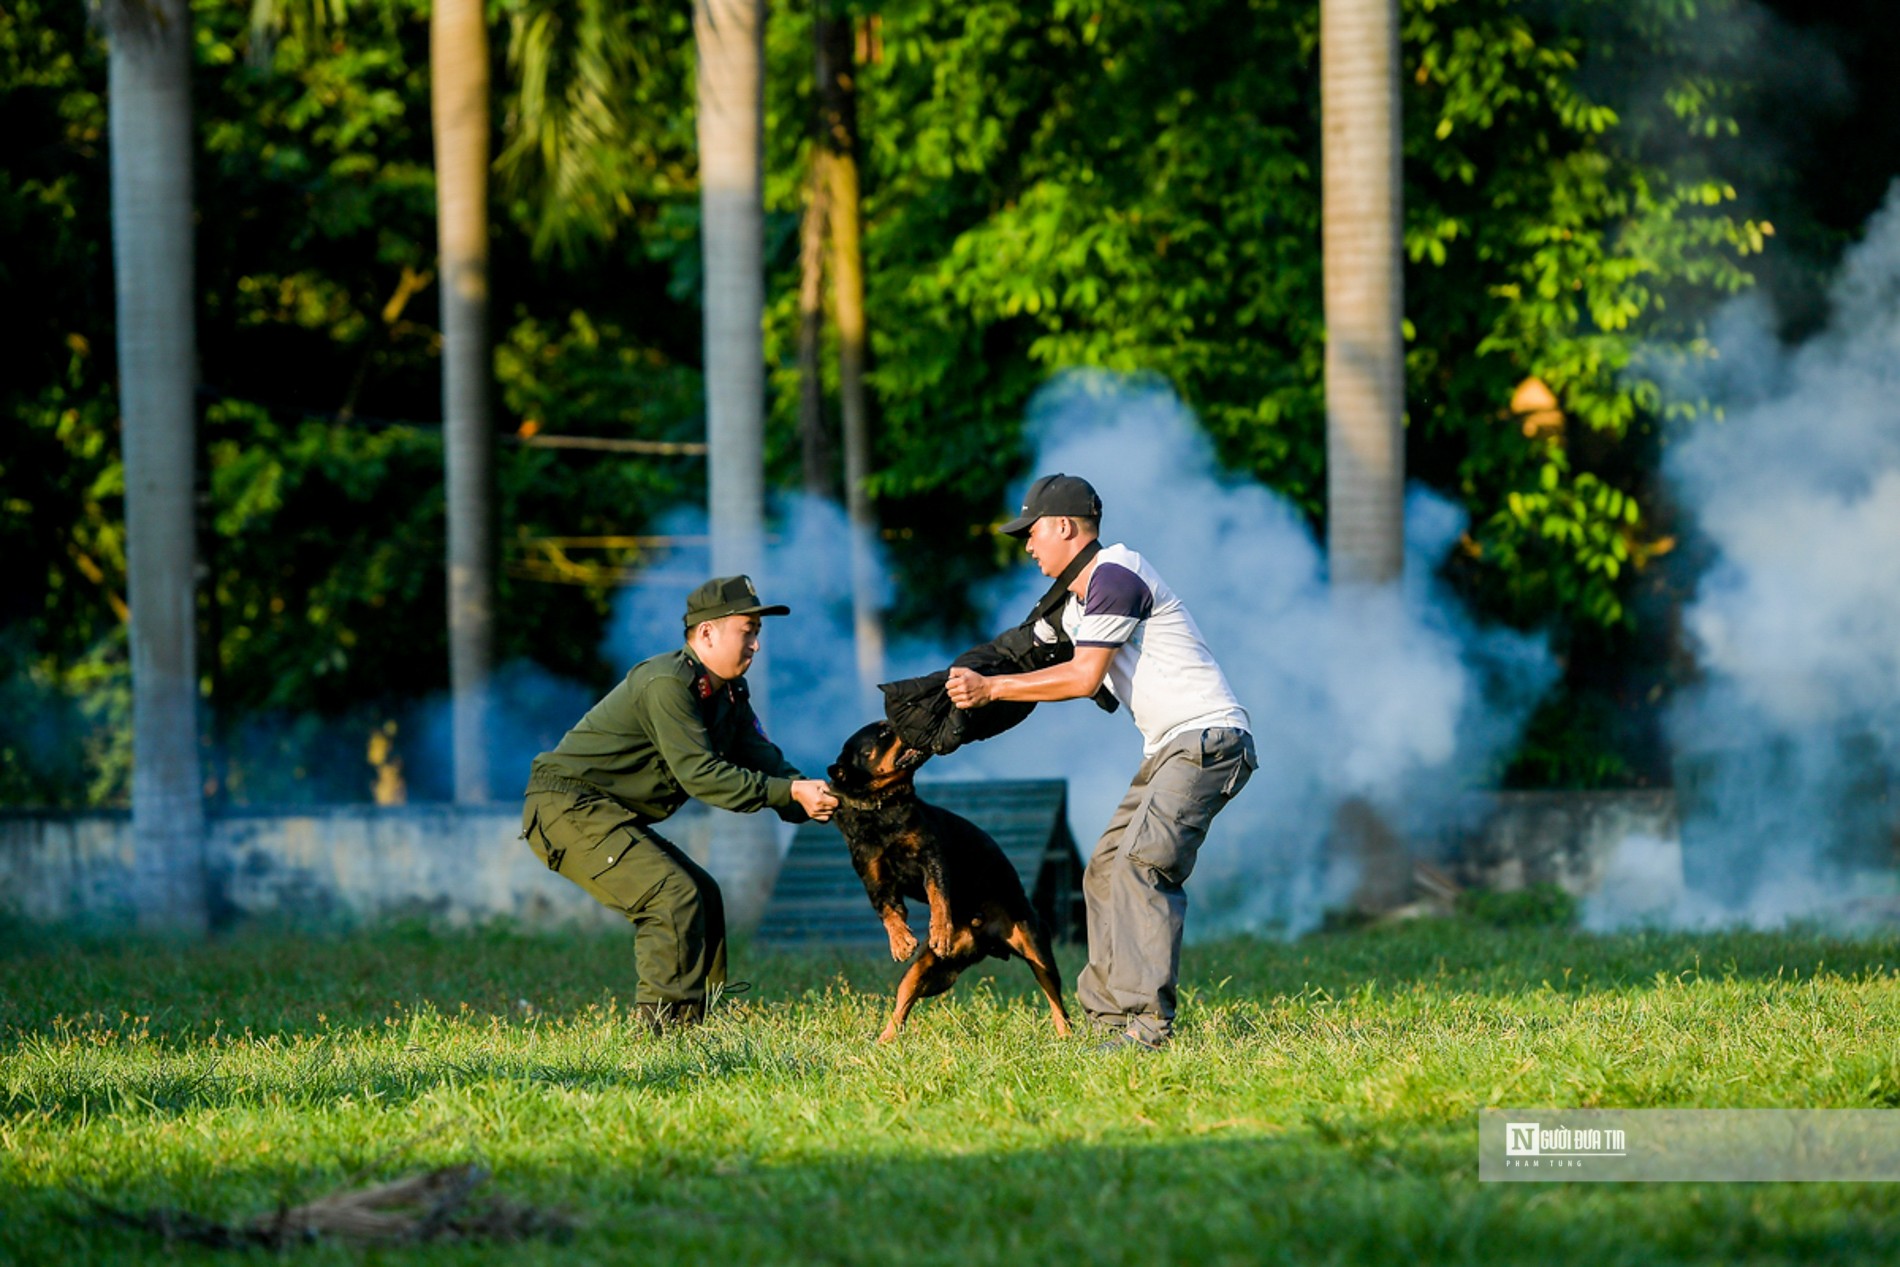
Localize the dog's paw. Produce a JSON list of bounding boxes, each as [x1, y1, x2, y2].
[[888, 930, 918, 961], [928, 926, 955, 958]]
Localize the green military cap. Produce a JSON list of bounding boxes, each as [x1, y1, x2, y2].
[[683, 574, 791, 627]]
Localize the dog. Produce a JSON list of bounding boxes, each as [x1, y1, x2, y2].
[[826, 720, 1072, 1043]]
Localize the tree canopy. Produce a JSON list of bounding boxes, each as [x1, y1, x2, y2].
[[0, 0, 1889, 804]]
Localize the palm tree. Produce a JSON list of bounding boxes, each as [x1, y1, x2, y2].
[[796, 157, 836, 500], [259, 0, 499, 806], [253, 0, 628, 807], [692, 0, 764, 657], [104, 0, 209, 933], [695, 0, 776, 929], [815, 6, 885, 712], [696, 0, 766, 582], [497, 0, 646, 257], [1321, 0, 1408, 912], [433, 0, 495, 804], [1321, 0, 1405, 585]]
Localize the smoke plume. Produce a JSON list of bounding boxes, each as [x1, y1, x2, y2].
[[591, 376, 1554, 935], [948, 376, 1554, 935], [1589, 186, 1900, 929]]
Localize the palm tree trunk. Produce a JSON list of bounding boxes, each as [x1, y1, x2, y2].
[[817, 9, 885, 711], [1321, 0, 1405, 585], [696, 0, 766, 583], [106, 0, 208, 933], [797, 159, 835, 500], [695, 0, 775, 931], [1322, 0, 1409, 913], [432, 0, 494, 804]]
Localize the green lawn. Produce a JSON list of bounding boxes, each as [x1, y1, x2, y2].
[[4, 915, 1899, 1264]]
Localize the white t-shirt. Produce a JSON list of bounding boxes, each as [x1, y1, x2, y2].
[[1051, 543, 1250, 755]]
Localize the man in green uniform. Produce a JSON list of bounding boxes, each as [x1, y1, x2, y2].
[[521, 575, 839, 1030]]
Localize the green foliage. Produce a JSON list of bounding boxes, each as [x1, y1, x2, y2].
[[1457, 882, 1581, 929], [4, 923, 1900, 1261], [203, 401, 446, 716], [2, 0, 706, 805], [1413, 0, 1768, 632], [1475, 448, 1650, 628], [1501, 680, 1644, 789], [0, 1, 124, 804], [844, 0, 1767, 552], [497, 0, 694, 259], [0, 630, 130, 809], [0, 0, 1822, 802]]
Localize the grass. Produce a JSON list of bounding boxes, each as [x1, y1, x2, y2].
[[4, 915, 1900, 1264]]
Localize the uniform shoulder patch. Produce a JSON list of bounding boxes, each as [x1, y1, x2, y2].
[[635, 649, 698, 687]]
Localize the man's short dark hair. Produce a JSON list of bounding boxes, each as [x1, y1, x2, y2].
[[1067, 515, 1100, 537]]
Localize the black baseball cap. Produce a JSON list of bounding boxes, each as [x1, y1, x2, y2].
[[999, 473, 1103, 537], [683, 574, 790, 627]]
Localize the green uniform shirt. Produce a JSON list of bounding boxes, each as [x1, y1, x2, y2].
[[526, 647, 802, 822]]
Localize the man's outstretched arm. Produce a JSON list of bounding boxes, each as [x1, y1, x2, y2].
[[945, 644, 1115, 708]]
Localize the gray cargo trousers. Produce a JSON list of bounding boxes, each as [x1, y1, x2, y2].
[[1077, 726, 1257, 1046]]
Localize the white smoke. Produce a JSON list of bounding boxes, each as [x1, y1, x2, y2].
[[942, 376, 1554, 936], [597, 376, 1554, 936], [601, 495, 953, 784], [1589, 186, 1900, 930]]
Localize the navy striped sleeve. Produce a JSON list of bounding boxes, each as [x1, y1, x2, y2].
[[1075, 563, 1152, 647]]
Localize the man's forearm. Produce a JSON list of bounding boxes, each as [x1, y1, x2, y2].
[[985, 660, 1101, 703]]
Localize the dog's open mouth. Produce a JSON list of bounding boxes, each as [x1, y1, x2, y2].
[[894, 743, 930, 772]]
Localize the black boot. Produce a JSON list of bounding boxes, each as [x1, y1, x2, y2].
[[635, 999, 704, 1036]]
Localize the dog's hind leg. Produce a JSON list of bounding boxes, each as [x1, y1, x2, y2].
[[1004, 923, 1073, 1037], [877, 950, 966, 1044]]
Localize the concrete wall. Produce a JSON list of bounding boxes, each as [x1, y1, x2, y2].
[[0, 812, 141, 925], [1445, 790, 1680, 897], [0, 803, 713, 930], [1, 792, 1675, 929]]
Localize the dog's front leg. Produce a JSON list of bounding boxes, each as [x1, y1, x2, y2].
[[861, 857, 917, 960], [922, 855, 956, 958], [879, 901, 918, 961]]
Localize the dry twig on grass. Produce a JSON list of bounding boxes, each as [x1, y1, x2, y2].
[[77, 1163, 570, 1249]]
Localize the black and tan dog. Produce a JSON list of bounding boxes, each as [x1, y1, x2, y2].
[[827, 720, 1072, 1043]]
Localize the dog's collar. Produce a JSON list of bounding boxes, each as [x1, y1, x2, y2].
[[838, 780, 913, 811]]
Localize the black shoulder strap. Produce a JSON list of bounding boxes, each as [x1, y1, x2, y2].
[[1019, 538, 1101, 632]]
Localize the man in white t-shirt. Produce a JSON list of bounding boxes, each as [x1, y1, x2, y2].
[[946, 473, 1257, 1049]]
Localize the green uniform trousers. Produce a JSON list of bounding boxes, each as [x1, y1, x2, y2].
[[522, 788, 727, 1011]]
